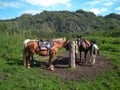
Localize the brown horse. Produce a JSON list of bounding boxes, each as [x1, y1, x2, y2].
[[77, 36, 92, 64], [77, 36, 99, 64], [23, 38, 69, 71]]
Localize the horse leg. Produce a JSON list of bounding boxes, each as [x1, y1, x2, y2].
[[26, 54, 31, 68], [49, 52, 55, 71], [80, 51, 81, 62], [49, 56, 54, 71], [90, 55, 96, 65], [23, 56, 26, 67], [30, 55, 34, 65], [89, 49, 92, 63], [84, 51, 88, 64]]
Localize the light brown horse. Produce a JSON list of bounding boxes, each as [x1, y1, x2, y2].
[[23, 39, 69, 71]]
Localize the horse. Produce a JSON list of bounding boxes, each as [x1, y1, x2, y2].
[[77, 36, 99, 64], [90, 41, 100, 64], [23, 38, 69, 71]]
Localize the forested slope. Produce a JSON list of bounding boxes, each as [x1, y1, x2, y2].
[[0, 9, 120, 36]]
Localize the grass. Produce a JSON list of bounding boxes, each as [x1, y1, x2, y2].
[[0, 32, 120, 90]]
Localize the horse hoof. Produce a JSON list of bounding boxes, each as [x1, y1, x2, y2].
[[27, 66, 30, 69], [50, 65, 54, 71], [27, 64, 30, 68], [50, 68, 54, 71]]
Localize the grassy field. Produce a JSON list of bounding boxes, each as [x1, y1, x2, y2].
[[0, 32, 120, 90]]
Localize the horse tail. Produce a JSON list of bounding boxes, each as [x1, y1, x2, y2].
[[23, 39, 31, 66]]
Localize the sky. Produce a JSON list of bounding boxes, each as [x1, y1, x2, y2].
[[0, 0, 120, 20]]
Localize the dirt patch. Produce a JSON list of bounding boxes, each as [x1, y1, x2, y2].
[[36, 52, 113, 81]]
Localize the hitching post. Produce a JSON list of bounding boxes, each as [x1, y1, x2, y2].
[[69, 41, 76, 68]]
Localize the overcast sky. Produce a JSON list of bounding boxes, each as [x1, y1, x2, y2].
[[0, 0, 120, 20]]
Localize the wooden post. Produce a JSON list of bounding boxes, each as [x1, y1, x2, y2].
[[69, 41, 76, 68]]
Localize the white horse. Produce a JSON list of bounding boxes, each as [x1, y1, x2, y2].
[[90, 43, 99, 65]]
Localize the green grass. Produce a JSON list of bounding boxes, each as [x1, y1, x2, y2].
[[0, 32, 120, 90]]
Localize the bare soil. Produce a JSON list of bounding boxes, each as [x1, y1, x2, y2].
[[36, 52, 113, 81]]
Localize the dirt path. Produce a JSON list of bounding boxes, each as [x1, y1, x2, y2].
[[38, 52, 113, 81]]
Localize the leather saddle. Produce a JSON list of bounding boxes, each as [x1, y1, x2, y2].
[[78, 39, 91, 48], [38, 39, 54, 50]]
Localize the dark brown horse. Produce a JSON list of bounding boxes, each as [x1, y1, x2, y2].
[[77, 36, 92, 63], [23, 38, 69, 71], [77, 36, 99, 64]]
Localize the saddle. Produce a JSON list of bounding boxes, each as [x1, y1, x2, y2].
[[78, 39, 90, 48], [38, 39, 54, 50]]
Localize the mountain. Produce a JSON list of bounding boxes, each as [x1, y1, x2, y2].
[[0, 9, 120, 33]]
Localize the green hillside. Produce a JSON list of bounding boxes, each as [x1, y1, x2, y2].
[[0, 10, 120, 37]]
